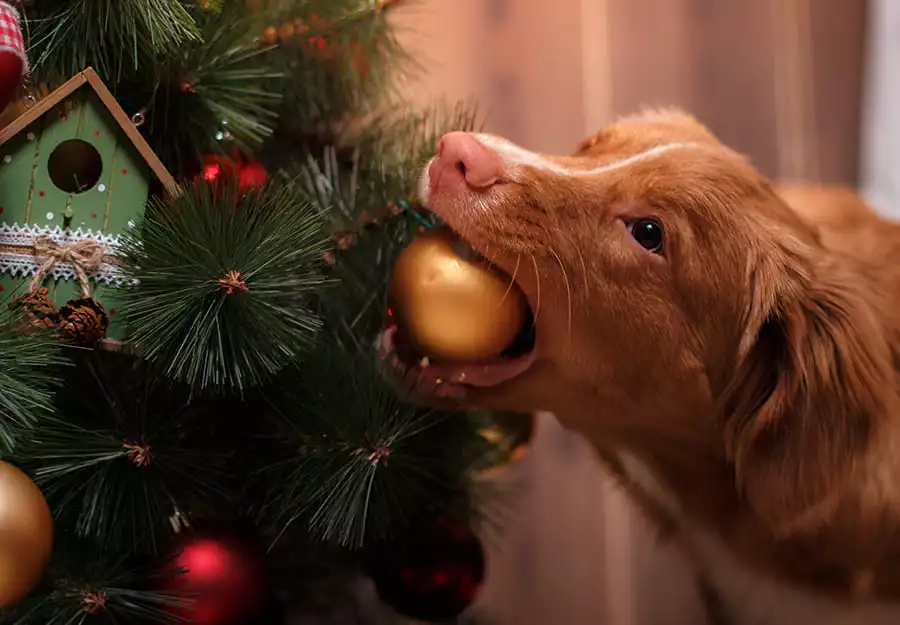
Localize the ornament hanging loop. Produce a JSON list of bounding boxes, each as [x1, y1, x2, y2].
[[21, 68, 35, 109], [131, 76, 158, 129]]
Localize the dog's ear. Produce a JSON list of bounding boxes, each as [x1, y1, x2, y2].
[[720, 253, 891, 536]]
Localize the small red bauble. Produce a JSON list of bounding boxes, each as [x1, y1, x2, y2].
[[197, 154, 237, 185], [200, 161, 225, 183], [364, 516, 485, 621], [163, 536, 266, 625], [236, 160, 268, 192], [0, 2, 27, 113], [196, 153, 267, 194]]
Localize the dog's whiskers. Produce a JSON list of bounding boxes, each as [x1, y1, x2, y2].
[[549, 247, 573, 344], [498, 253, 522, 309], [529, 254, 542, 325], [574, 244, 590, 302]]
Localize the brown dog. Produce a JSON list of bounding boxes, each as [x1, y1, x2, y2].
[[381, 110, 900, 624]]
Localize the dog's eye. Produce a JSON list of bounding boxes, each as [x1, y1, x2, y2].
[[627, 219, 664, 254]]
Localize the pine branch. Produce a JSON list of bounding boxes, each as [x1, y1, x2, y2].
[[319, 215, 424, 350], [258, 339, 479, 550], [5, 534, 181, 625], [26, 0, 200, 82], [125, 2, 285, 173], [346, 100, 485, 201], [0, 306, 66, 456], [11, 349, 236, 555], [267, 0, 416, 132], [118, 180, 330, 393], [281, 100, 482, 230]]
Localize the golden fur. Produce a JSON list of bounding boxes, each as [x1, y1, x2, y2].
[[408, 110, 900, 609]]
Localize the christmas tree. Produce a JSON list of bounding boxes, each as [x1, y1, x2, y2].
[[0, 1, 530, 623]]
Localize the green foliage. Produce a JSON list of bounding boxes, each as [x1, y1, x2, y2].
[[266, 0, 414, 133], [26, 0, 415, 176], [286, 101, 482, 231], [118, 180, 330, 393], [259, 340, 479, 550], [0, 307, 65, 456], [135, 3, 284, 172], [345, 101, 485, 202], [11, 349, 235, 554], [6, 534, 181, 625], [317, 214, 423, 348], [27, 0, 200, 82]]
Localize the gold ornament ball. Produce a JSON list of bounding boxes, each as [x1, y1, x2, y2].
[[0, 460, 53, 608], [278, 22, 295, 41], [262, 26, 279, 45], [389, 227, 528, 361]]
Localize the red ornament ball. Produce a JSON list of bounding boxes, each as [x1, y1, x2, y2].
[[236, 160, 268, 192], [199, 159, 228, 184], [363, 516, 485, 621], [0, 2, 27, 113], [163, 535, 266, 625], [197, 154, 267, 193]]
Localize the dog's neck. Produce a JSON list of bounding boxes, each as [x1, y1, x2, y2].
[[554, 378, 738, 521], [560, 392, 900, 608], [607, 443, 900, 625]]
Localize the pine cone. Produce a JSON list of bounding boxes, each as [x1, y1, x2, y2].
[[9, 287, 60, 329], [59, 297, 109, 346]]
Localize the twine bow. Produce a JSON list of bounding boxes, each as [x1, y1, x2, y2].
[[30, 235, 104, 298]]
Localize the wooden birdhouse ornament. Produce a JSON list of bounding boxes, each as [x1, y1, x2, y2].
[[0, 67, 176, 343]]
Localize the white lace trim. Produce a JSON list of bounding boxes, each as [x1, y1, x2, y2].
[[0, 223, 135, 287], [0, 223, 124, 249]]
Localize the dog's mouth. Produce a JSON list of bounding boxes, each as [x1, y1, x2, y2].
[[379, 232, 538, 401]]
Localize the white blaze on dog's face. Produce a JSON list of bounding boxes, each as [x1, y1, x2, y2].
[[395, 110, 894, 537]]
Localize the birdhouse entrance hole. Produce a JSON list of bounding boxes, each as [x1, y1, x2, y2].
[[48, 139, 103, 194]]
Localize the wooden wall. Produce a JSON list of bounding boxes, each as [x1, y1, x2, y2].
[[860, 0, 900, 219], [398, 0, 867, 181], [393, 1, 869, 623]]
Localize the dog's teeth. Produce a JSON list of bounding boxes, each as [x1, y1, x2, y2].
[[419, 356, 430, 368]]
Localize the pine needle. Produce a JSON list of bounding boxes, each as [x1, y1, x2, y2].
[[0, 307, 65, 456], [6, 534, 183, 625], [118, 180, 330, 393], [268, 0, 416, 130], [27, 0, 200, 82], [11, 349, 236, 554], [258, 340, 479, 550], [284, 100, 483, 229], [138, 2, 284, 172]]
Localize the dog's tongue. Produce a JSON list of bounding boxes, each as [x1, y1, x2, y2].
[[418, 349, 536, 388], [379, 325, 535, 390]]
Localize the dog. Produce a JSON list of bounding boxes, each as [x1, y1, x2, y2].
[[380, 109, 900, 624]]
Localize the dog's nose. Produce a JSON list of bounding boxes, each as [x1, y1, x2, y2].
[[428, 132, 501, 193]]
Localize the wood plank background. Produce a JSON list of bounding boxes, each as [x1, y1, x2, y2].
[[860, 0, 900, 220], [393, 1, 869, 623]]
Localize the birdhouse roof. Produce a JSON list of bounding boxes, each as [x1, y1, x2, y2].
[[0, 67, 178, 195]]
